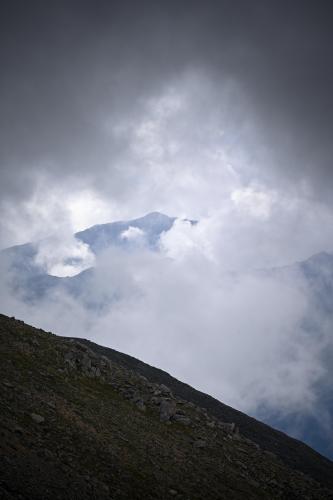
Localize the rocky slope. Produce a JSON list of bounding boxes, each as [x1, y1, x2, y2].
[[1, 314, 333, 499], [72, 337, 333, 490]]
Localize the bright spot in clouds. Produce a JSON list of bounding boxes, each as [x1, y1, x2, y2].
[[231, 186, 276, 219], [67, 190, 116, 232]]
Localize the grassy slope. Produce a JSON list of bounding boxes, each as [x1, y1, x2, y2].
[[0, 314, 332, 499], [75, 337, 333, 490]]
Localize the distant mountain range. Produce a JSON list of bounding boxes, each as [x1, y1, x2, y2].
[[1, 212, 333, 461], [1, 212, 190, 302]]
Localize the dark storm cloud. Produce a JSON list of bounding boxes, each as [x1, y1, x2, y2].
[[1, 0, 333, 205]]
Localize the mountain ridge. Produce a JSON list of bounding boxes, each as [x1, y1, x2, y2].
[[67, 334, 333, 491], [1, 314, 333, 499]]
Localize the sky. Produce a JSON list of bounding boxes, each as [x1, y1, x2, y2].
[[1, 0, 333, 250], [1, 0, 333, 453]]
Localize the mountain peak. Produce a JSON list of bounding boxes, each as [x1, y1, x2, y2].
[[141, 211, 171, 219]]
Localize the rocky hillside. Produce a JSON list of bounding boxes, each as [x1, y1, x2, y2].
[[75, 337, 333, 489], [1, 314, 333, 499]]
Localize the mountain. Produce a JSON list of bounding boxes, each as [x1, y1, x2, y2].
[[1, 211, 178, 270], [1, 214, 333, 461], [76, 211, 178, 253], [0, 212, 185, 301], [258, 252, 333, 460], [1, 314, 333, 499]]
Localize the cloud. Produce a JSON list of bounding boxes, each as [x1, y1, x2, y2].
[[1, 2, 333, 247], [159, 219, 213, 260], [34, 234, 95, 277], [1, 211, 332, 425], [120, 226, 145, 243], [0, 180, 120, 249], [230, 186, 276, 220]]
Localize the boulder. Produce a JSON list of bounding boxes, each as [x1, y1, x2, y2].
[[218, 422, 238, 434], [81, 354, 92, 371], [159, 399, 176, 422], [172, 414, 191, 426], [135, 399, 146, 412], [159, 384, 172, 396], [30, 413, 45, 424], [100, 355, 112, 369]]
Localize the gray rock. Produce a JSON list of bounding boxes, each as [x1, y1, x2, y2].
[[76, 341, 89, 352], [218, 422, 238, 434], [159, 399, 176, 422], [81, 354, 92, 371], [64, 351, 75, 361], [64, 358, 75, 369], [2, 381, 14, 388], [151, 396, 162, 405], [172, 414, 191, 425], [184, 401, 195, 409], [100, 355, 112, 369], [131, 392, 141, 401], [31, 413, 45, 424], [135, 399, 146, 411], [159, 384, 172, 396]]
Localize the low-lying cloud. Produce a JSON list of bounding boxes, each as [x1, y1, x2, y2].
[[34, 234, 95, 277], [1, 213, 332, 427]]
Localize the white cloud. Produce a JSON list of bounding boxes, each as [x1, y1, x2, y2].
[[3, 235, 329, 422], [159, 218, 213, 260], [2, 69, 333, 447], [66, 190, 116, 232], [231, 186, 276, 219], [34, 234, 95, 277], [120, 226, 145, 242], [4, 70, 332, 258]]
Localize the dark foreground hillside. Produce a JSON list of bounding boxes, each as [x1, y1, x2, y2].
[[76, 336, 333, 490], [1, 315, 332, 499]]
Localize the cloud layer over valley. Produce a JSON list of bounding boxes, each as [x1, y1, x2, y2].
[[1, 213, 333, 461]]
